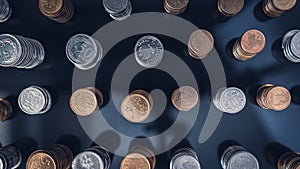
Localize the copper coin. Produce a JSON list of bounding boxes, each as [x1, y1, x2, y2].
[[39, 0, 63, 14], [266, 86, 291, 111], [121, 94, 151, 123], [130, 146, 156, 169], [240, 30, 266, 54], [272, 0, 297, 11], [172, 86, 199, 111], [120, 153, 151, 169], [218, 0, 244, 16], [165, 0, 189, 10], [26, 151, 56, 169], [131, 90, 153, 109], [188, 29, 214, 59], [70, 88, 99, 116]]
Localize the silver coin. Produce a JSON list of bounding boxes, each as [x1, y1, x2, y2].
[[227, 152, 260, 169], [103, 0, 128, 14], [0, 0, 11, 23], [172, 155, 201, 169], [18, 86, 47, 115], [134, 35, 164, 68], [72, 151, 104, 169], [109, 0, 131, 21], [0, 34, 21, 67], [290, 31, 300, 58], [218, 87, 246, 114]]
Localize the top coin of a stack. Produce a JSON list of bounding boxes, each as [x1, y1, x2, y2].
[[130, 145, 156, 169], [164, 0, 189, 15], [26, 150, 56, 169], [188, 29, 214, 59], [282, 29, 300, 62], [134, 35, 164, 68], [172, 86, 199, 112], [121, 153, 151, 169], [217, 0, 244, 17], [70, 87, 104, 116], [39, 0, 74, 23], [170, 147, 201, 169]]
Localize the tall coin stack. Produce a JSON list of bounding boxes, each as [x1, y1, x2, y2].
[[0, 0, 11, 23], [26, 144, 73, 169], [278, 152, 300, 169], [263, 0, 297, 17], [233, 29, 266, 61], [256, 84, 291, 111], [72, 146, 111, 169], [282, 29, 300, 63], [39, 0, 74, 23], [217, 0, 244, 17], [188, 29, 214, 59], [221, 145, 260, 169], [18, 86, 52, 115], [163, 0, 189, 15], [121, 146, 156, 169], [103, 0, 132, 21], [0, 145, 22, 169], [170, 147, 201, 169], [0, 98, 13, 122], [0, 34, 45, 69]]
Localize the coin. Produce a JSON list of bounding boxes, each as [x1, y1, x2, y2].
[[227, 152, 260, 169], [218, 0, 244, 16], [0, 34, 21, 67], [103, 0, 128, 14], [26, 151, 56, 169], [290, 31, 300, 58], [109, 0, 132, 21], [0, 0, 12, 23], [121, 153, 151, 169], [39, 0, 63, 15], [172, 155, 201, 169], [266, 86, 291, 111], [172, 86, 199, 111], [164, 0, 189, 14], [134, 35, 164, 68], [188, 29, 214, 59], [272, 0, 297, 11], [72, 151, 104, 169], [240, 30, 266, 54], [131, 90, 153, 109], [70, 88, 99, 116], [130, 146, 156, 169]]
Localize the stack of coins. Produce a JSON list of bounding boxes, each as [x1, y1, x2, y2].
[[18, 86, 52, 115], [26, 144, 73, 169], [66, 34, 103, 70], [121, 90, 153, 123], [221, 145, 260, 169], [0, 0, 12, 23], [121, 146, 156, 169], [170, 147, 201, 169], [171, 86, 199, 112], [256, 84, 291, 111], [217, 0, 244, 17], [263, 0, 297, 17], [72, 146, 111, 169], [103, 0, 132, 21], [39, 0, 74, 23], [163, 0, 189, 15], [0, 98, 13, 122], [188, 29, 214, 59], [0, 34, 45, 69], [213, 87, 246, 114], [70, 87, 104, 116], [282, 29, 300, 62], [233, 29, 266, 61], [278, 152, 300, 169], [134, 35, 164, 68], [0, 145, 22, 169]]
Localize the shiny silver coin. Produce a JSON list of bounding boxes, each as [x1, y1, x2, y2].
[[109, 0, 132, 21], [0, 34, 21, 67], [72, 151, 104, 169], [66, 34, 103, 70], [134, 35, 164, 68], [290, 31, 300, 58], [18, 86, 51, 115], [213, 87, 246, 114], [0, 0, 12, 23], [227, 152, 260, 169], [103, 0, 129, 14], [282, 29, 300, 63], [0, 146, 22, 169], [171, 155, 201, 169]]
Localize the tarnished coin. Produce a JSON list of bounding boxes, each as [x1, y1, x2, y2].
[[0, 34, 21, 67], [227, 152, 260, 169], [103, 0, 128, 14], [70, 88, 99, 116], [172, 155, 201, 169], [240, 30, 266, 54], [121, 153, 151, 169], [218, 0, 244, 16], [72, 151, 104, 169], [164, 0, 189, 14], [134, 35, 164, 68], [172, 86, 199, 111], [266, 86, 291, 111], [39, 0, 63, 14], [26, 151, 56, 169], [272, 0, 297, 11], [188, 29, 214, 59]]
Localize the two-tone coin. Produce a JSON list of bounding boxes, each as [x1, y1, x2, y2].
[[172, 86, 199, 111], [163, 0, 189, 15], [282, 29, 300, 62], [188, 29, 214, 59], [170, 147, 201, 169], [217, 0, 244, 17], [39, 0, 74, 23], [103, 0, 132, 21], [263, 0, 297, 17], [0, 0, 12, 23]]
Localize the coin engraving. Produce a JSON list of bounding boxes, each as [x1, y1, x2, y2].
[[188, 29, 214, 58], [228, 152, 260, 169], [166, 0, 189, 9], [173, 156, 201, 169], [103, 0, 128, 13], [272, 0, 297, 10], [219, 87, 246, 114], [172, 86, 198, 111], [267, 86, 291, 111], [72, 151, 103, 169], [40, 0, 63, 13], [0, 35, 20, 66], [19, 87, 46, 114], [240, 30, 266, 54], [70, 89, 98, 116], [121, 153, 151, 169], [27, 153, 56, 169], [219, 0, 244, 15]]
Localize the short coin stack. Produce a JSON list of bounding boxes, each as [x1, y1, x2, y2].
[[282, 29, 300, 63], [263, 0, 297, 17], [0, 98, 13, 122], [278, 152, 300, 169], [121, 146, 156, 169], [0, 145, 22, 169], [188, 29, 214, 59], [0, 0, 11, 23], [170, 147, 201, 169], [0, 34, 45, 69], [163, 0, 189, 15], [39, 0, 74, 23], [171, 86, 199, 112], [103, 0, 132, 21], [217, 0, 244, 17]]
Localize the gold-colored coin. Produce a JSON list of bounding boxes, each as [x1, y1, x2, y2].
[[272, 0, 297, 11], [26, 151, 56, 169], [164, 0, 189, 15], [218, 0, 244, 16], [188, 29, 214, 59], [39, 0, 63, 15], [131, 90, 153, 109], [121, 153, 151, 169], [130, 146, 156, 169], [121, 94, 151, 123], [172, 86, 199, 111]]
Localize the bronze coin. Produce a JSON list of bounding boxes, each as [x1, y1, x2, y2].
[[165, 0, 189, 11], [240, 29, 266, 54], [131, 90, 153, 109], [26, 151, 56, 169], [121, 94, 151, 123], [272, 0, 297, 11], [266, 86, 291, 111], [120, 153, 151, 169], [130, 146, 156, 169], [70, 88, 99, 116], [39, 0, 63, 14], [172, 86, 199, 111], [188, 29, 214, 59], [218, 0, 244, 16]]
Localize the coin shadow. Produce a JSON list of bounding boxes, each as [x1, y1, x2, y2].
[[129, 136, 156, 152], [253, 1, 272, 22], [5, 95, 21, 120], [93, 130, 121, 157], [291, 85, 300, 105], [264, 142, 292, 166], [217, 140, 241, 160], [246, 84, 260, 106], [225, 38, 238, 60], [271, 38, 290, 63], [56, 134, 82, 155], [212, 6, 230, 23]]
